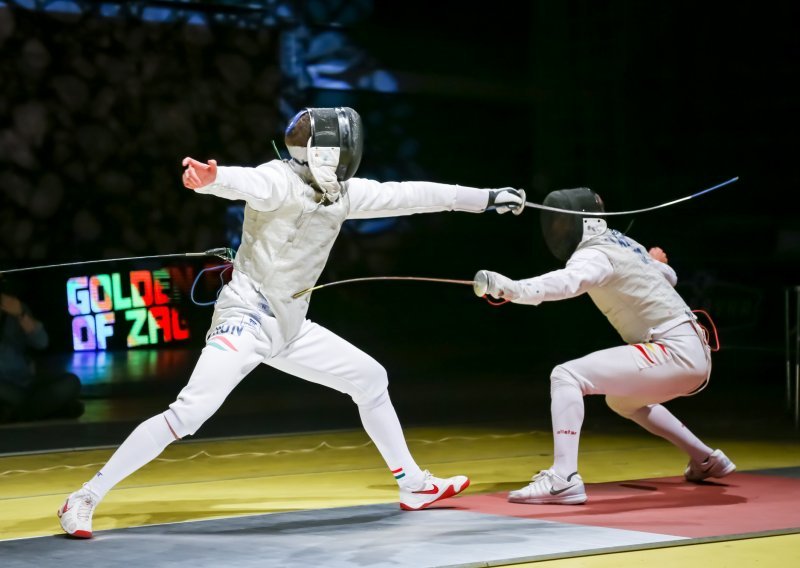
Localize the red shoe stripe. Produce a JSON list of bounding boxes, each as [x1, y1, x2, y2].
[[412, 484, 439, 495], [400, 478, 471, 511]]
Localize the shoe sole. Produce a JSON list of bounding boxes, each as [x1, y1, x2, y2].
[[400, 478, 471, 511], [57, 505, 93, 539], [508, 493, 587, 505], [685, 463, 737, 483]]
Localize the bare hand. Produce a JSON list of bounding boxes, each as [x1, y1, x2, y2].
[[649, 247, 668, 264], [0, 293, 24, 318], [182, 157, 218, 189]]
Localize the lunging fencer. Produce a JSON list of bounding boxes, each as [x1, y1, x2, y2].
[[57, 107, 526, 537], [473, 187, 735, 505]]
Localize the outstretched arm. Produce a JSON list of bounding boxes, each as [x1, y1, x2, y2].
[[474, 249, 614, 305], [181, 157, 291, 211], [346, 178, 524, 219]]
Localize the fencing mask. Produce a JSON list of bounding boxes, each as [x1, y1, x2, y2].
[[541, 187, 607, 261], [285, 107, 364, 202]]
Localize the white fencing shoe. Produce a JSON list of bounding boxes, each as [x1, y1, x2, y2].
[[399, 470, 470, 511], [57, 485, 98, 538], [685, 449, 737, 482], [508, 469, 587, 505]]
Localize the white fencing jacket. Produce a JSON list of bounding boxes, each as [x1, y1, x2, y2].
[[195, 159, 490, 341], [507, 230, 695, 344]]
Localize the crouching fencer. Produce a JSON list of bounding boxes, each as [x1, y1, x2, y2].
[[57, 107, 526, 537], [473, 187, 735, 505]]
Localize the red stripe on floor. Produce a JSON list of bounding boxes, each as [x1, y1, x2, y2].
[[454, 473, 800, 538]]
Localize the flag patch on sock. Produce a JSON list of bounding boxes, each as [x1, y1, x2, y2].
[[392, 467, 405, 480]]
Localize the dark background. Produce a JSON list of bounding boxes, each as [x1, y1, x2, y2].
[[1, 1, 799, 438]]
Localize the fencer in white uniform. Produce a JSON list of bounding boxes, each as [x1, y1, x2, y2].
[[58, 107, 526, 537], [473, 187, 736, 505]]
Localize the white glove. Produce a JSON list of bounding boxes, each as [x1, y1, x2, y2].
[[473, 270, 520, 300], [487, 188, 526, 215]]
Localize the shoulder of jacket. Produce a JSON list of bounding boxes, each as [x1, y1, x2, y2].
[[257, 159, 290, 172], [576, 234, 608, 251]]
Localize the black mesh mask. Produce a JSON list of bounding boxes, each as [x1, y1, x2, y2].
[[540, 188, 605, 261], [306, 107, 364, 181]]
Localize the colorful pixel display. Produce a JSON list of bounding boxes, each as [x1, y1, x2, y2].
[[66, 268, 193, 351]]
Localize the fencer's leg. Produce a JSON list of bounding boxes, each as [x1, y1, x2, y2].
[[357, 390, 425, 487], [84, 332, 265, 501], [357, 391, 472, 510], [554, 334, 713, 466], [82, 411, 181, 500], [549, 365, 587, 479], [269, 321, 428, 488], [606, 398, 713, 463], [272, 322, 472, 511], [59, 410, 184, 537]]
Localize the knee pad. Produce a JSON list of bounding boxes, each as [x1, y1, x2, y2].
[[140, 410, 184, 445], [350, 366, 389, 406], [550, 365, 585, 397], [357, 388, 390, 411], [164, 405, 203, 439]]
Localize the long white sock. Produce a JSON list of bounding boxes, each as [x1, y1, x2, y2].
[[550, 384, 584, 479], [628, 404, 713, 462], [84, 412, 179, 500], [358, 391, 424, 489]]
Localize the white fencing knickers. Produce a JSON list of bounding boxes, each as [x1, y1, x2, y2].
[[168, 277, 389, 438], [551, 320, 711, 416]]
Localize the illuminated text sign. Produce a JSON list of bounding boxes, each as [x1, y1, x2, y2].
[[66, 268, 192, 351]]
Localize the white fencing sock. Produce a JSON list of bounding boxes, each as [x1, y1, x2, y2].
[[628, 404, 713, 462], [358, 391, 424, 489], [550, 383, 584, 479], [83, 412, 180, 500]]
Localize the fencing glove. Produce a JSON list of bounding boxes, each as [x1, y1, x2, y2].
[[487, 188, 526, 215], [473, 270, 521, 300], [473, 270, 544, 305]]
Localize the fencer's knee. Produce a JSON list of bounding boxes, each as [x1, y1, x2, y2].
[[164, 406, 204, 438], [550, 365, 586, 397], [350, 366, 389, 407], [605, 396, 637, 419], [357, 389, 389, 411]]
